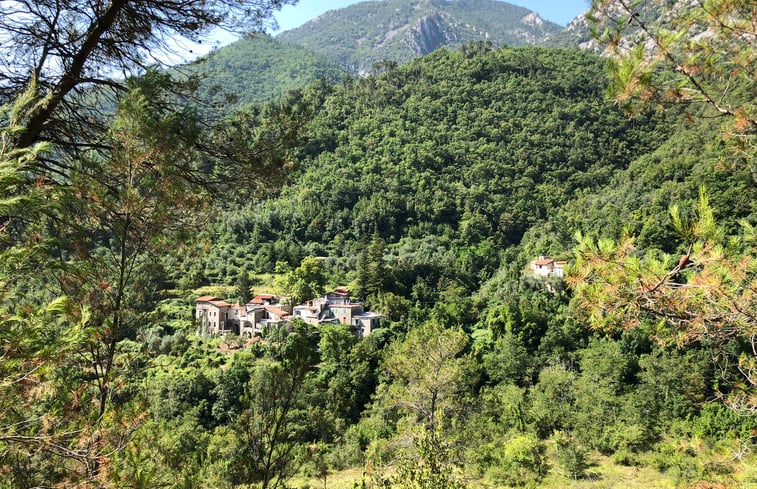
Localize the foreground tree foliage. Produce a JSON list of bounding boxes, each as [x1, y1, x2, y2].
[[0, 94, 128, 486], [0, 0, 303, 486], [0, 0, 296, 150], [574, 0, 757, 415], [570, 191, 757, 413], [1, 79, 220, 486], [63, 75, 212, 421], [591, 0, 756, 133]]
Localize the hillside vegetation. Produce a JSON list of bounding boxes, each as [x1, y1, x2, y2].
[[187, 45, 670, 291], [154, 43, 756, 487], [1, 0, 755, 487], [181, 34, 348, 113]]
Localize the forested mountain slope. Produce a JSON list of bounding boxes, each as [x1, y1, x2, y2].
[[181, 34, 348, 112], [276, 0, 563, 74], [186, 44, 671, 297], [183, 0, 584, 110]]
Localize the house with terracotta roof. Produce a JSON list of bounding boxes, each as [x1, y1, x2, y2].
[[195, 296, 234, 335], [249, 293, 277, 306], [195, 293, 292, 337], [529, 255, 568, 278], [325, 286, 350, 305]]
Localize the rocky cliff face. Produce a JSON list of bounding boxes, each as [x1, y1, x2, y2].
[[408, 13, 460, 55]]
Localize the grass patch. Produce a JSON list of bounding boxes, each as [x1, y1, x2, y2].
[[289, 449, 757, 489], [192, 284, 236, 299]]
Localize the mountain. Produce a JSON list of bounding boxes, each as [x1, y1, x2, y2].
[[544, 13, 597, 50], [548, 0, 690, 52], [276, 0, 564, 75], [182, 0, 583, 109]]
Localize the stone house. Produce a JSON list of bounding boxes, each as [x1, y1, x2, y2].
[[292, 289, 382, 338], [196, 294, 291, 337], [195, 296, 234, 335], [530, 255, 567, 278]]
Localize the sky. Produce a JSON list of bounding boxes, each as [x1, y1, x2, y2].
[[271, 0, 592, 32]]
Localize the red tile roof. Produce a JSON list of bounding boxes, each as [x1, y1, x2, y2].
[[265, 305, 289, 317], [250, 293, 276, 303], [195, 295, 218, 302]]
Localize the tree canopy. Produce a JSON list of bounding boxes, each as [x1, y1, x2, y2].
[[0, 0, 296, 150]]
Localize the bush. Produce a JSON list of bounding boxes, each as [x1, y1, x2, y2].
[[554, 431, 589, 479], [692, 402, 755, 441], [612, 449, 640, 467], [649, 441, 677, 472], [605, 422, 652, 453], [487, 434, 548, 487], [328, 425, 369, 469]]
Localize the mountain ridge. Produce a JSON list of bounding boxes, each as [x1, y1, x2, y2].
[[188, 0, 590, 109], [275, 0, 568, 75]]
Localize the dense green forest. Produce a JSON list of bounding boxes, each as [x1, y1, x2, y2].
[[186, 45, 670, 292], [182, 34, 348, 113], [1, 0, 756, 488]]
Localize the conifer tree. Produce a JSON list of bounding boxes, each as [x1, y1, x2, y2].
[[571, 0, 757, 415]]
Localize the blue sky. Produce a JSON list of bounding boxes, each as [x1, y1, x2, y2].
[[272, 0, 591, 32]]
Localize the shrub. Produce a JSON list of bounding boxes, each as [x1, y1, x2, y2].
[[692, 402, 755, 441], [487, 434, 548, 486], [612, 449, 640, 467], [554, 431, 589, 479], [606, 422, 652, 453]]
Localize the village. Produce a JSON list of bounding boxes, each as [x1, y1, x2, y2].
[[196, 255, 567, 340], [195, 286, 383, 339]]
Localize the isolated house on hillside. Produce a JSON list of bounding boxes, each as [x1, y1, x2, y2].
[[529, 255, 568, 278]]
